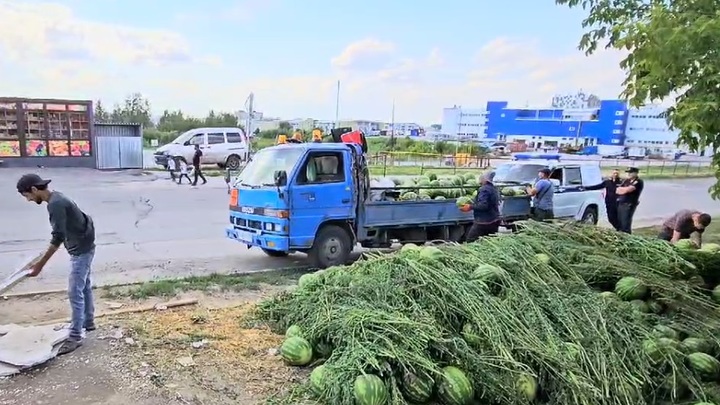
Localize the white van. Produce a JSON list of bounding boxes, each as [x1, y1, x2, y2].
[[495, 154, 605, 224], [153, 127, 250, 170]]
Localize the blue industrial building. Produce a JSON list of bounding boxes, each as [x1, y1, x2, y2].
[[483, 100, 628, 154]]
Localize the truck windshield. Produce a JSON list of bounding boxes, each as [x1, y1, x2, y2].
[[236, 148, 304, 187], [494, 163, 546, 184]]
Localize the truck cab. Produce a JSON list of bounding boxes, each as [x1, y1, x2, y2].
[[499, 154, 605, 224]]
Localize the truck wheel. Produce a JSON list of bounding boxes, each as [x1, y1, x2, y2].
[[262, 248, 289, 258], [226, 155, 241, 170], [308, 225, 352, 269], [581, 206, 599, 225]]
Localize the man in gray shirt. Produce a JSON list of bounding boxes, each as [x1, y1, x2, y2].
[[17, 173, 96, 355], [526, 168, 555, 221]]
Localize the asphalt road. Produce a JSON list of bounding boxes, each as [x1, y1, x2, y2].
[[0, 168, 718, 294]]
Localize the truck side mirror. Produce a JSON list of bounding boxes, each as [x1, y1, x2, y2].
[[274, 170, 287, 186]]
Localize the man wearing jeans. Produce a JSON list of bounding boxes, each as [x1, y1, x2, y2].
[[16, 173, 96, 355]]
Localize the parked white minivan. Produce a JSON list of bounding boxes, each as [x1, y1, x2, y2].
[[153, 127, 250, 170]]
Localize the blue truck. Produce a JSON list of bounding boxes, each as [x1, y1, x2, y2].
[[225, 130, 541, 268], [224, 138, 495, 268]]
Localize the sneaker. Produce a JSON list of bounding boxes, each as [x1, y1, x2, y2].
[[58, 339, 83, 356], [84, 324, 96, 332]]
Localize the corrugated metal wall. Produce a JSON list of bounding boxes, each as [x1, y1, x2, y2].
[[94, 123, 143, 170]]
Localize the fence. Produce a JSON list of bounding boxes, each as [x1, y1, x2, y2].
[[366, 151, 714, 177]]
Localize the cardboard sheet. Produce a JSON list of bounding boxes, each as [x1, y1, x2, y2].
[[0, 253, 43, 295]]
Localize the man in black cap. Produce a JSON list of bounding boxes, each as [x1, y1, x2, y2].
[[615, 167, 644, 233], [191, 144, 207, 186], [16, 173, 96, 355]]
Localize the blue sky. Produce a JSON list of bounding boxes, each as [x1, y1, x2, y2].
[[0, 0, 627, 123]]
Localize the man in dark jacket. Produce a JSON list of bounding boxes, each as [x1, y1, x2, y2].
[[192, 144, 207, 186], [584, 169, 621, 230], [464, 171, 501, 242]]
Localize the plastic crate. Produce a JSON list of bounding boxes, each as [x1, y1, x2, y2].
[[500, 195, 531, 219]]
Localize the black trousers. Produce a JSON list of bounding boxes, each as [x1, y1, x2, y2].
[[617, 203, 638, 233], [177, 173, 192, 184], [531, 208, 554, 222], [658, 228, 689, 241], [192, 166, 207, 185], [605, 200, 620, 231], [466, 221, 500, 242], [169, 170, 176, 181]]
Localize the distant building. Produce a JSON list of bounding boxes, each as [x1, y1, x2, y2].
[[382, 122, 423, 136], [337, 120, 383, 135], [440, 106, 487, 139]]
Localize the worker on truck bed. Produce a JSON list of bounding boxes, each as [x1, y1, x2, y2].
[[584, 169, 622, 231], [659, 209, 712, 247], [462, 171, 501, 241], [526, 168, 554, 221]]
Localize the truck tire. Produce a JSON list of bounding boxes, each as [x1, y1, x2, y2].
[[581, 206, 599, 225], [308, 225, 352, 269], [225, 154, 241, 170], [262, 248, 289, 258]]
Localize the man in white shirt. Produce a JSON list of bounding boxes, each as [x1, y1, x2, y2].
[[167, 157, 177, 181]]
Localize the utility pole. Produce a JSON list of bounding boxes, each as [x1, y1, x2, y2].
[[390, 98, 396, 151], [334, 80, 340, 129]]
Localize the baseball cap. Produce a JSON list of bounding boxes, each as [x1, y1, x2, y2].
[[481, 171, 495, 183], [625, 167, 640, 174], [16, 173, 51, 193]]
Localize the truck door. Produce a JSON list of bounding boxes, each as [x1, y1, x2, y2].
[[553, 165, 583, 218], [288, 151, 354, 248]]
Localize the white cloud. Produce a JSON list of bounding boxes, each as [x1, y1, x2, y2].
[[0, 2, 630, 124]]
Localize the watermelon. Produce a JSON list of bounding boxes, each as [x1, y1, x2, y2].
[[315, 340, 333, 358], [417, 178, 431, 188], [420, 246, 444, 260], [701, 242, 720, 253], [675, 239, 696, 250], [472, 264, 506, 293], [535, 253, 551, 265], [428, 173, 438, 181], [436, 366, 474, 405], [681, 337, 713, 354], [456, 196, 473, 207], [452, 175, 465, 186], [599, 291, 618, 300], [434, 196, 447, 200], [280, 336, 313, 366], [310, 365, 327, 395], [653, 325, 679, 340], [401, 243, 421, 252], [501, 187, 516, 197], [462, 323, 482, 346], [630, 299, 650, 313], [712, 285, 720, 303], [463, 173, 476, 182], [429, 180, 440, 188], [614, 277, 649, 301], [285, 324, 303, 338], [353, 374, 388, 405], [401, 370, 434, 403], [298, 274, 317, 289], [687, 352, 720, 380], [516, 374, 538, 401], [400, 192, 419, 201], [643, 337, 678, 362]]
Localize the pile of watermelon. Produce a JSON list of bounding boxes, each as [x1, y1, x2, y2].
[[379, 173, 528, 202], [257, 222, 720, 405]]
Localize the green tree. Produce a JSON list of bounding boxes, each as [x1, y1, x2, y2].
[[110, 93, 154, 127], [278, 121, 292, 131], [94, 100, 109, 123], [556, 0, 720, 196]]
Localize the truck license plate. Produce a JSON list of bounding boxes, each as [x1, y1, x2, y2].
[[237, 230, 253, 243]]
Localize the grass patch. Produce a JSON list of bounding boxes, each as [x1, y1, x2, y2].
[[110, 268, 306, 299], [635, 216, 720, 244]]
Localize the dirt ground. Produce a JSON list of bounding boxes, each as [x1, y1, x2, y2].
[[0, 286, 306, 405]]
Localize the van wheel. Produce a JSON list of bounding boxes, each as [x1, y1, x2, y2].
[[581, 206, 598, 225], [226, 155, 241, 170], [308, 225, 352, 269], [262, 248, 289, 258]]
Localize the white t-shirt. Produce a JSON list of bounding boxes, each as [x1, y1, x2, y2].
[[179, 161, 188, 174], [167, 158, 176, 171]]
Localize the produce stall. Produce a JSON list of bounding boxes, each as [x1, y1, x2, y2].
[[254, 222, 720, 405], [0, 97, 93, 167]]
